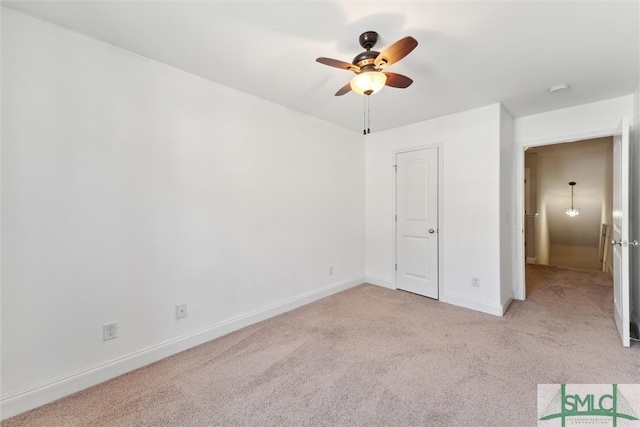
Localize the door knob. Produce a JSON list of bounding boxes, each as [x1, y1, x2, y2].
[[611, 239, 621, 246], [428, 229, 435, 234]]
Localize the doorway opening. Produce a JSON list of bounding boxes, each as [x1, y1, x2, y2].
[[515, 118, 632, 347], [524, 136, 614, 278], [522, 136, 617, 340]]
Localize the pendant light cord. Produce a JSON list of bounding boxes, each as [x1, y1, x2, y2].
[[570, 183, 577, 209]]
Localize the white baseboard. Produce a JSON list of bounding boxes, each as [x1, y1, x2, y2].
[[526, 257, 537, 264], [501, 294, 514, 315], [441, 292, 504, 317], [0, 276, 365, 420], [368, 277, 505, 316], [365, 274, 394, 289]]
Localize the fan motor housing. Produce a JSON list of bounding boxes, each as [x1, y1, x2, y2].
[[353, 51, 380, 68], [354, 31, 380, 68]]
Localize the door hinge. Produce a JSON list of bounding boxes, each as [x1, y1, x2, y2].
[[395, 215, 397, 222], [393, 164, 397, 172], [395, 264, 397, 271]]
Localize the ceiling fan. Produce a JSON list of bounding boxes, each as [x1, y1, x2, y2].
[[316, 31, 418, 96]]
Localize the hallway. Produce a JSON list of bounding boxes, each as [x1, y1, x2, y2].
[[525, 263, 614, 328]]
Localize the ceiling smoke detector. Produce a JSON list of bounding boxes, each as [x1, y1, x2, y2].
[[548, 83, 570, 93]]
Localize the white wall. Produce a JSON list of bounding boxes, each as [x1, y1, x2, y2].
[[1, 9, 365, 418], [524, 155, 539, 262], [514, 96, 634, 145], [365, 103, 507, 315], [513, 96, 634, 299], [536, 198, 551, 265], [548, 245, 600, 271]]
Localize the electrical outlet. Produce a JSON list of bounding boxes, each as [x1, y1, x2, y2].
[[472, 277, 480, 287], [329, 266, 333, 275], [103, 322, 117, 341], [176, 304, 187, 319]]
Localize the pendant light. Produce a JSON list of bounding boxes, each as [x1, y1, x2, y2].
[[565, 181, 580, 217]]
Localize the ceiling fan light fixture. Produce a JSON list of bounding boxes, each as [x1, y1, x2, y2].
[[350, 71, 387, 96]]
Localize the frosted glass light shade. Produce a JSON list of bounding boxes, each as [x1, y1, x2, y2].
[[565, 208, 580, 217], [350, 71, 387, 95]]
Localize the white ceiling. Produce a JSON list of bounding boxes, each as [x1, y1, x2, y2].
[[4, 1, 639, 133]]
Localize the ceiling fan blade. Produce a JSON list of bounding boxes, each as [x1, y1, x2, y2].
[[374, 36, 418, 68], [383, 72, 414, 88], [316, 57, 360, 72], [335, 82, 352, 96]]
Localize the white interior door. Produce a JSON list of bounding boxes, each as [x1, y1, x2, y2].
[[612, 117, 630, 347], [395, 148, 438, 299]]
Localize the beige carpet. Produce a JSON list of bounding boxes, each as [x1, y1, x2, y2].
[[3, 265, 639, 426]]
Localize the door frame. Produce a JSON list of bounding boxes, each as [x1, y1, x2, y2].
[[392, 143, 444, 299], [514, 127, 617, 300]]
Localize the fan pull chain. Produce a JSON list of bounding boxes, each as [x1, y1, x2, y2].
[[367, 95, 371, 134], [363, 95, 367, 135], [363, 95, 372, 135]]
